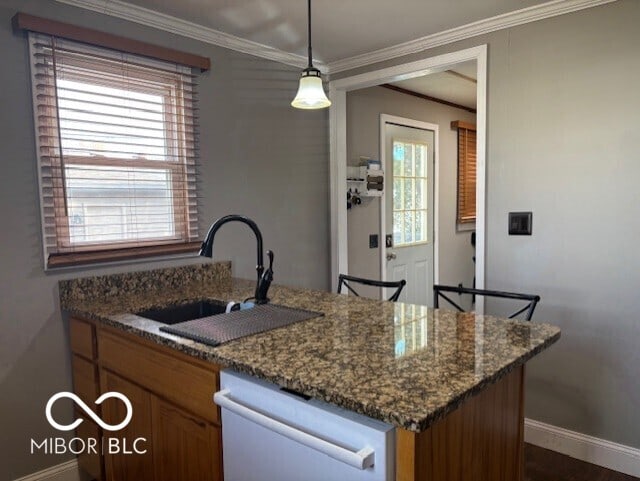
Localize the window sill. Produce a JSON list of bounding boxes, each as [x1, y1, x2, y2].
[[47, 241, 202, 269], [457, 222, 476, 233]]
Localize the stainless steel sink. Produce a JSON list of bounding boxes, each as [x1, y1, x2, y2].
[[135, 300, 226, 325]]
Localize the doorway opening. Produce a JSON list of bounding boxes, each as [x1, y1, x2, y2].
[[328, 45, 486, 311]]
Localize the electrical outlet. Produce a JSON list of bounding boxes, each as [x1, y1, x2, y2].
[[369, 234, 378, 248]]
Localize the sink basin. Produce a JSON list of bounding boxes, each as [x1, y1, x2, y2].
[[159, 304, 324, 347], [135, 300, 226, 325]]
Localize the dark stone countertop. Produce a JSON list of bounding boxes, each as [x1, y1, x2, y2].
[[60, 263, 560, 432]]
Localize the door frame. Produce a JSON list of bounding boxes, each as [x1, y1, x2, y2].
[[380, 115, 439, 292], [328, 44, 487, 312]]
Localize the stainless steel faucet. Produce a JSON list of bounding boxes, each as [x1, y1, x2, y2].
[[199, 215, 274, 304]]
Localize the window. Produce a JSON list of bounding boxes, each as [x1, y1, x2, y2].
[[392, 140, 428, 246], [452, 121, 477, 224], [28, 33, 200, 268]]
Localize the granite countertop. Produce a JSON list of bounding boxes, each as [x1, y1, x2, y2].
[[60, 263, 561, 433]]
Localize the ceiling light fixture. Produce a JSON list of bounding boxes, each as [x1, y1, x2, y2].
[[291, 0, 331, 110]]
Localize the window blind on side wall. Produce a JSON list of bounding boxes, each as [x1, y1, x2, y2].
[[454, 122, 477, 224], [28, 33, 200, 267]]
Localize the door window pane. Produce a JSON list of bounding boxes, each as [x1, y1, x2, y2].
[[393, 179, 402, 211], [392, 139, 428, 246], [393, 212, 403, 245], [393, 143, 404, 177], [403, 143, 413, 176], [404, 178, 413, 210]]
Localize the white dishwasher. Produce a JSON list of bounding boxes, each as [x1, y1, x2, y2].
[[215, 370, 395, 481]]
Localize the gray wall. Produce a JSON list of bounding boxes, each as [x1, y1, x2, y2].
[[334, 0, 640, 449], [0, 1, 328, 479], [346, 86, 476, 300]]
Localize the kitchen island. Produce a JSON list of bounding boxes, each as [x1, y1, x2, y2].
[[60, 263, 560, 481]]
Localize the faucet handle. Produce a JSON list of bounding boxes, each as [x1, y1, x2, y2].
[[255, 250, 274, 305]]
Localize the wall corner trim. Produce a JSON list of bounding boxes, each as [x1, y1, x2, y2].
[[326, 0, 619, 73], [524, 418, 640, 478], [12, 459, 80, 481]]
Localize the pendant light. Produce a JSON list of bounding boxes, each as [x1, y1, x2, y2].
[[291, 0, 331, 109]]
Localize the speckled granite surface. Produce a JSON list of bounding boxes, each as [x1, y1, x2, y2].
[[60, 262, 231, 305], [60, 264, 561, 433]]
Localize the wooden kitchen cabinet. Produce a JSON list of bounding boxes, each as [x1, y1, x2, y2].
[[69, 317, 223, 481], [100, 370, 154, 481], [151, 396, 222, 481], [69, 318, 104, 481], [74, 409, 103, 481]]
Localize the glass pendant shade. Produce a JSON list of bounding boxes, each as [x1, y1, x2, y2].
[[291, 68, 331, 109]]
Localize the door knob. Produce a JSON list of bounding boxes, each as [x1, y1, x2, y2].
[[386, 252, 396, 261]]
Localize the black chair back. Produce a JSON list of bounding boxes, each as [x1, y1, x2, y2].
[[433, 284, 540, 321], [338, 274, 406, 302]]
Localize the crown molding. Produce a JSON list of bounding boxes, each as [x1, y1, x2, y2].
[[54, 0, 328, 71], [56, 0, 615, 75], [327, 0, 618, 73]]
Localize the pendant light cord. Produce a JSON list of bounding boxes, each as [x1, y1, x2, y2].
[[307, 0, 313, 69]]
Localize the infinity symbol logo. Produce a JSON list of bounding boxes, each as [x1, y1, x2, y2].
[[46, 392, 133, 432]]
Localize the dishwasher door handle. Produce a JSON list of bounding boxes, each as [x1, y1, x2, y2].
[[214, 389, 375, 470]]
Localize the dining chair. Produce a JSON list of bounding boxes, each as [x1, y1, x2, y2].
[[337, 274, 406, 302], [433, 284, 540, 321]]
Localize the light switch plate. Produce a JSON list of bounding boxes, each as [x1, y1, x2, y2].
[[385, 234, 393, 248], [509, 212, 532, 235]]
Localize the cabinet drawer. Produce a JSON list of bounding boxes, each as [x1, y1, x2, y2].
[[70, 318, 95, 359], [98, 331, 219, 424], [72, 354, 99, 412]]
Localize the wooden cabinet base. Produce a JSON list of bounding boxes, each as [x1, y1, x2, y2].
[[396, 366, 525, 481], [151, 397, 222, 481], [101, 370, 154, 481], [69, 317, 222, 481]]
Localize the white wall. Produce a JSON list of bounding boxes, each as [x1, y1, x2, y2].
[[334, 0, 640, 449], [346, 86, 476, 299]]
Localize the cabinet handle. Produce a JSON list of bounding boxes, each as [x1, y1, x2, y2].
[[214, 389, 375, 470]]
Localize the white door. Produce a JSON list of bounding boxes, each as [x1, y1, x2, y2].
[[383, 121, 435, 305]]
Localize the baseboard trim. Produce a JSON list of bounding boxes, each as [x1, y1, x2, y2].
[[13, 459, 80, 481], [525, 418, 640, 478]]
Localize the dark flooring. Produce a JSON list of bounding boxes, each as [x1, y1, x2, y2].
[[525, 444, 639, 481]]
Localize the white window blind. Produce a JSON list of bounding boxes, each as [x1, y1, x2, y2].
[[28, 33, 199, 268]]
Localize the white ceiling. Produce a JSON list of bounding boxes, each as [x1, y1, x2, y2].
[[114, 0, 551, 63], [389, 60, 477, 109]]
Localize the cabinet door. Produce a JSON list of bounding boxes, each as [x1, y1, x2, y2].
[[72, 354, 99, 410], [100, 370, 154, 481], [151, 396, 222, 481], [75, 409, 104, 481]]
